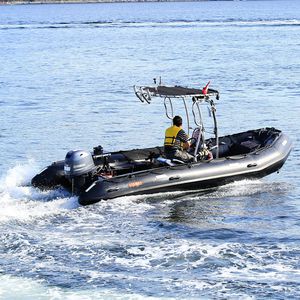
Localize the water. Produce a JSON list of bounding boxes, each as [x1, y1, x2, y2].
[[0, 0, 300, 298]]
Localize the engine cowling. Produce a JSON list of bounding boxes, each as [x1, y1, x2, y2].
[[64, 150, 96, 194], [64, 150, 96, 177]]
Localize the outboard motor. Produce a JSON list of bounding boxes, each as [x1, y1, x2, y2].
[[64, 150, 96, 194]]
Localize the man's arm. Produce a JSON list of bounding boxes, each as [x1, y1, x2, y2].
[[178, 130, 190, 150]]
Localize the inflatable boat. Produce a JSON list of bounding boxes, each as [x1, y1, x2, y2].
[[31, 82, 292, 205]]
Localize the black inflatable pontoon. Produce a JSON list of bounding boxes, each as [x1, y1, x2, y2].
[[31, 82, 292, 205]]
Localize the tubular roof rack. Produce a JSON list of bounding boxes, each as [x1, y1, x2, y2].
[[134, 84, 220, 104], [133, 81, 220, 158]]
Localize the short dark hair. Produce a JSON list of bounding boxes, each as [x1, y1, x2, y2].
[[173, 115, 182, 127]]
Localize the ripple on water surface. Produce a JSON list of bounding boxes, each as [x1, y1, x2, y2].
[[0, 3, 299, 296]]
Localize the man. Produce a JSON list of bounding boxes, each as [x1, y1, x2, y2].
[[164, 115, 194, 162]]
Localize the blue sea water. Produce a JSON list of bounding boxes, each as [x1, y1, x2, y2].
[[0, 0, 300, 298]]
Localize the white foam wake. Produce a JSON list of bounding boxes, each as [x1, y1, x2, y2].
[[0, 274, 157, 300], [0, 19, 299, 30], [0, 160, 79, 223]]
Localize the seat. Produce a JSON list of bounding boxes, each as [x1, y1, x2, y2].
[[155, 157, 186, 166]]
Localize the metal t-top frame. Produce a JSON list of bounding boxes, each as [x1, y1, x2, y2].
[[133, 82, 220, 159]]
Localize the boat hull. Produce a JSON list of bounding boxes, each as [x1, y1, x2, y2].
[[78, 133, 292, 205]]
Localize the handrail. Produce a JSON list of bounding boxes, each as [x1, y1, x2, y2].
[[164, 97, 174, 120], [182, 97, 190, 136], [192, 101, 201, 127], [210, 99, 219, 158]]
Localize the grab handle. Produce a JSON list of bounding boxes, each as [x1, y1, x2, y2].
[[247, 163, 257, 168], [107, 187, 120, 193]]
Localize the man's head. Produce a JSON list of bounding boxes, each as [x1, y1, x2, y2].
[[173, 115, 182, 127]]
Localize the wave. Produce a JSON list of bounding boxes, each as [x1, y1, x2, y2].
[[0, 160, 292, 224], [200, 179, 292, 199], [0, 161, 79, 223], [0, 274, 155, 300], [0, 19, 299, 30], [0, 163, 298, 299]]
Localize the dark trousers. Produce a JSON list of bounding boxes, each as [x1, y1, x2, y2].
[[165, 149, 194, 162]]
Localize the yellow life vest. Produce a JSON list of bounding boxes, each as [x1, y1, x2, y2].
[[164, 125, 183, 149]]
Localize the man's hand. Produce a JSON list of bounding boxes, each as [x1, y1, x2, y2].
[[183, 141, 190, 150]]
